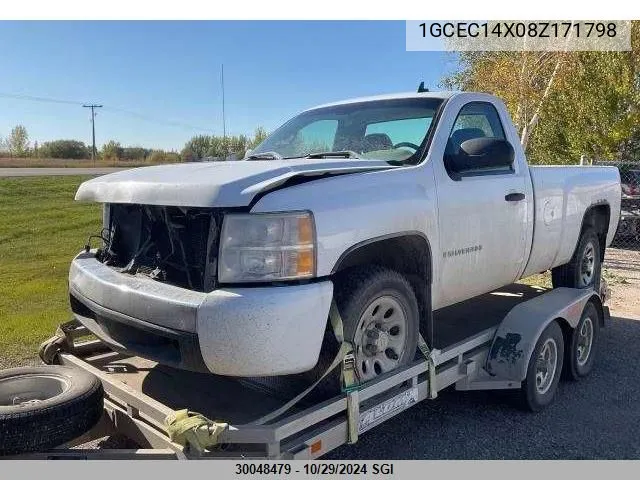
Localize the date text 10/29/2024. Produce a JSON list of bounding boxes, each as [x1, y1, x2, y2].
[[235, 463, 395, 475]]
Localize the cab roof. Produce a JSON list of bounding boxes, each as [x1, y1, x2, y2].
[[305, 91, 459, 112]]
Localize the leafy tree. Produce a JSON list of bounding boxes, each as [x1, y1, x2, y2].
[[148, 150, 182, 164], [8, 125, 29, 157], [441, 21, 640, 164], [251, 126, 268, 148], [121, 147, 149, 161], [39, 140, 90, 159], [181, 127, 270, 161], [101, 140, 123, 161]]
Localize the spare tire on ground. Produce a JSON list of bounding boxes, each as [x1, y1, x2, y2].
[[0, 365, 103, 456]]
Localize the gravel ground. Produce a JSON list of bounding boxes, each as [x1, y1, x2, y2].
[[603, 247, 640, 318]]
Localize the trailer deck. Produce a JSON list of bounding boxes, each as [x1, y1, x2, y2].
[[19, 283, 606, 460]]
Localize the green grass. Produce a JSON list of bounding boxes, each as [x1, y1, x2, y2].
[[0, 176, 100, 367]]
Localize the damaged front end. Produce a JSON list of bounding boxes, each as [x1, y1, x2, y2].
[[97, 204, 223, 292]]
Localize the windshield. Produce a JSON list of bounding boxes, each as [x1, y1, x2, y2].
[[250, 97, 443, 164]]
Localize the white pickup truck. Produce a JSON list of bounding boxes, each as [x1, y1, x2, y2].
[[69, 90, 621, 387]]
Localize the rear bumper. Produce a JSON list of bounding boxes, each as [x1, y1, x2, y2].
[[69, 251, 334, 376]]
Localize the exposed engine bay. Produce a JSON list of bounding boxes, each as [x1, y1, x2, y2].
[[98, 204, 222, 292]]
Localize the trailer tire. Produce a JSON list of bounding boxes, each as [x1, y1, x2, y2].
[[551, 228, 601, 289], [564, 301, 600, 380], [0, 365, 103, 456], [520, 321, 564, 412]]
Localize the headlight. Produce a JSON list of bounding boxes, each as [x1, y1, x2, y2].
[[218, 212, 316, 283]]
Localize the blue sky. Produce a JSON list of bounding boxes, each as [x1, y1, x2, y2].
[[0, 21, 458, 151]]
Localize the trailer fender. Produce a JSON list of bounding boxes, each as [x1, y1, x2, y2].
[[485, 288, 601, 381]]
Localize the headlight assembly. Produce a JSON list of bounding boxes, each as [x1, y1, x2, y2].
[[218, 212, 316, 283]]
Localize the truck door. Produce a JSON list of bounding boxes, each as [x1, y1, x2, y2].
[[434, 101, 528, 307]]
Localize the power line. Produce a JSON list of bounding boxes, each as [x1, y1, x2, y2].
[[0, 91, 216, 133], [0, 92, 83, 106], [101, 106, 215, 133]]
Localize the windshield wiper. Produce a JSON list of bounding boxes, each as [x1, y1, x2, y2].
[[246, 151, 283, 160], [305, 150, 360, 159]]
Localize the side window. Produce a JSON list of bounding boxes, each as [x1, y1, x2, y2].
[[444, 102, 513, 178]]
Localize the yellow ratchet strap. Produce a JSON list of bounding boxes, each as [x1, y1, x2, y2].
[[253, 299, 361, 439], [164, 409, 228, 453], [417, 333, 438, 399]]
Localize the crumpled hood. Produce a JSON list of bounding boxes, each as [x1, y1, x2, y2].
[[75, 158, 395, 207]]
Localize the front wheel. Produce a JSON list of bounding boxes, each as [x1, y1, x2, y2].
[[336, 266, 420, 382], [552, 228, 601, 289]]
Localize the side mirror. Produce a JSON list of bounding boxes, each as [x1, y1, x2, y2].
[[243, 149, 253, 160], [446, 138, 514, 176]]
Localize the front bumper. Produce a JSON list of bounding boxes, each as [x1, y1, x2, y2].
[[69, 252, 334, 376]]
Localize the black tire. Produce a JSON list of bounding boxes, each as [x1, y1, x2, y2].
[[0, 365, 103, 456], [520, 321, 564, 412], [552, 228, 601, 289], [564, 301, 601, 380], [304, 265, 420, 399]]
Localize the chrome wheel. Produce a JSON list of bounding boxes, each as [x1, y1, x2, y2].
[[576, 316, 594, 367], [535, 338, 558, 395], [355, 295, 408, 381], [579, 241, 596, 287]]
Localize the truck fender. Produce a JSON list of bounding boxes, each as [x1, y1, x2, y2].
[[485, 288, 602, 382]]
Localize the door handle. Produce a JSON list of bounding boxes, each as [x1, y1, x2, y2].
[[505, 192, 525, 202]]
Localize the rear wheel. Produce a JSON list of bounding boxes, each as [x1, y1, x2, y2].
[[564, 301, 600, 380], [552, 228, 601, 289], [520, 321, 564, 412]]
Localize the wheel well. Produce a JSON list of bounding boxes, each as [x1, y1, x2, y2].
[[332, 234, 432, 320], [555, 317, 573, 346], [582, 204, 610, 261], [556, 296, 605, 348]]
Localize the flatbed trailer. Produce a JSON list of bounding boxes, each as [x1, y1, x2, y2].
[[17, 283, 609, 460]]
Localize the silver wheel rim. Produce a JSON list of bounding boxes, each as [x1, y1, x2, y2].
[[579, 241, 596, 287], [576, 317, 594, 367], [355, 295, 408, 382], [0, 374, 69, 407], [535, 338, 558, 395]]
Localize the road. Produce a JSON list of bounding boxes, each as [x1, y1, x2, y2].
[[326, 312, 640, 460], [0, 168, 125, 177]]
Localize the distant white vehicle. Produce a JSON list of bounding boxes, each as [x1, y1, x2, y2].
[[69, 90, 621, 386]]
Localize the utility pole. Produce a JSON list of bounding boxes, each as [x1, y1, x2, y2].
[[83, 104, 103, 166], [221, 64, 226, 139], [221, 64, 227, 159]]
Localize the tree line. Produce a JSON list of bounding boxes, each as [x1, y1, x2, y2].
[[442, 21, 640, 165], [0, 125, 269, 163]]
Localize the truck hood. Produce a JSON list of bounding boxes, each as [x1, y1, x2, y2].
[[75, 158, 395, 207]]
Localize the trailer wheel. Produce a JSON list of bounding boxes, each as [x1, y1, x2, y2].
[[552, 228, 601, 289], [564, 301, 600, 380], [0, 365, 103, 456], [520, 321, 564, 412]]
